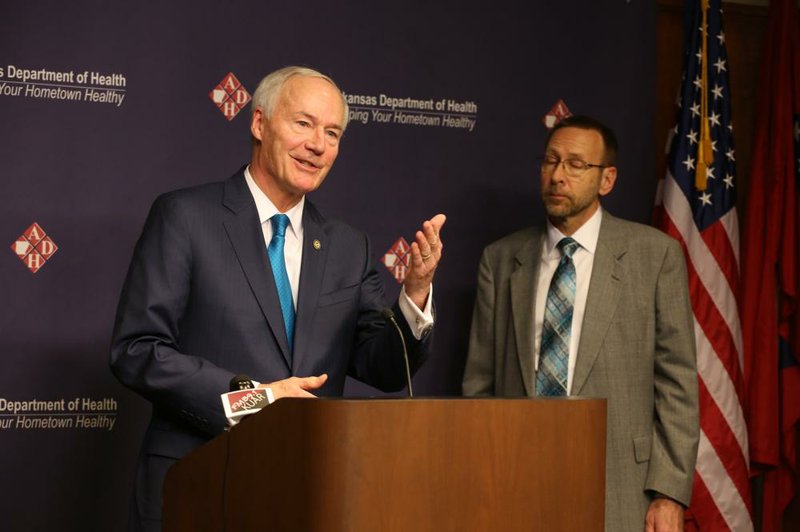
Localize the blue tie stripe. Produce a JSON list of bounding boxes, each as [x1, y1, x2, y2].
[[536, 237, 579, 396], [268, 214, 295, 352]]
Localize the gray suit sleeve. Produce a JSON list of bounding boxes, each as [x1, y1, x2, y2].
[[463, 248, 496, 396], [644, 238, 700, 505]]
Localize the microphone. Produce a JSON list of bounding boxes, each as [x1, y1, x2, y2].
[[381, 308, 414, 397], [220, 374, 274, 425], [229, 374, 254, 391]]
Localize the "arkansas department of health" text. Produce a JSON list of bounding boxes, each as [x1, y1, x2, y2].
[[0, 396, 118, 431], [0, 64, 127, 107]]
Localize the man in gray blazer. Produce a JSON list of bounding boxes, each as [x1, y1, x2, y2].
[[463, 115, 699, 532]]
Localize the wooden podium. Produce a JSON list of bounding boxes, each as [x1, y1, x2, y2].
[[163, 398, 606, 531]]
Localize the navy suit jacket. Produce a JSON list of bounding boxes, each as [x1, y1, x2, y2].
[[110, 168, 428, 528]]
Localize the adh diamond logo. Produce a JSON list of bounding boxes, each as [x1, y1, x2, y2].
[[209, 72, 252, 121], [542, 99, 572, 129], [10, 222, 58, 274], [382, 237, 411, 283]]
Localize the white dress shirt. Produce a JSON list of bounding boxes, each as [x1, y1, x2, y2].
[[533, 207, 603, 394]]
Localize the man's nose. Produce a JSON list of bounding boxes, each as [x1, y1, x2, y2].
[[305, 127, 325, 154], [550, 160, 569, 181]]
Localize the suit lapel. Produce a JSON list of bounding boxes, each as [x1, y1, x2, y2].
[[510, 231, 544, 396], [221, 171, 292, 369], [572, 214, 626, 395], [292, 202, 329, 374]]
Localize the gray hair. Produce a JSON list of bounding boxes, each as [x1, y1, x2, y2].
[[251, 66, 349, 131]]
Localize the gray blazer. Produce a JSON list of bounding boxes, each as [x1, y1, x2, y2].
[[463, 212, 699, 532]]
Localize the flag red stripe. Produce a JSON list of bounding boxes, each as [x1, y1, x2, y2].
[[688, 473, 729, 529], [697, 378, 752, 512], [688, 271, 743, 398], [699, 221, 739, 302]]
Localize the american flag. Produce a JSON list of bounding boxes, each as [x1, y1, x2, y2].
[[653, 0, 753, 530]]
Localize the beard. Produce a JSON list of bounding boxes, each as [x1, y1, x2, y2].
[[542, 189, 597, 223]]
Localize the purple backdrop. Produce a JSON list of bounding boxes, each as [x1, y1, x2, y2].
[[0, 0, 656, 529]]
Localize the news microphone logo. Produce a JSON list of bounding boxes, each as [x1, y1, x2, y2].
[[220, 375, 274, 425], [228, 389, 269, 414]]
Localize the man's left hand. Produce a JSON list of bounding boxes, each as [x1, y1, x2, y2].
[[645, 497, 684, 532], [403, 214, 446, 310]]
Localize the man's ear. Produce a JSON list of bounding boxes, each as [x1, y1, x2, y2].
[[598, 166, 617, 197], [250, 107, 265, 142]]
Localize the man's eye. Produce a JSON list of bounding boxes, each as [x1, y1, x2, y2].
[[297, 120, 310, 128], [566, 159, 587, 170]]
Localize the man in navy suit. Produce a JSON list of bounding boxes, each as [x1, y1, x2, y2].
[[110, 65, 445, 532]]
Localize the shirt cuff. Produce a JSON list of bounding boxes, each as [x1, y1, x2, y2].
[[648, 490, 687, 509], [398, 284, 434, 340]]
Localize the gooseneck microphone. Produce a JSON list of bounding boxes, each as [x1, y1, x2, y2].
[[381, 307, 414, 397]]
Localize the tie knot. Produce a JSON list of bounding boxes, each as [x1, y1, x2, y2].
[[557, 237, 579, 259], [271, 214, 289, 238]]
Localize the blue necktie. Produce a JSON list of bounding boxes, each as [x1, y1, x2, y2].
[[536, 237, 580, 396], [268, 214, 294, 352]]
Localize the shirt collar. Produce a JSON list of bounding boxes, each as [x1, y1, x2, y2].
[[545, 206, 603, 257], [244, 165, 304, 237]]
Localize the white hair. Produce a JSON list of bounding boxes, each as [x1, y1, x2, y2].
[[250, 65, 349, 131]]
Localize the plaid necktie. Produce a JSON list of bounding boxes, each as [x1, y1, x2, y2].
[[536, 237, 580, 396], [268, 214, 295, 352]]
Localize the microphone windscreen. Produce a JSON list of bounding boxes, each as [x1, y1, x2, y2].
[[229, 374, 254, 391], [380, 307, 395, 320]]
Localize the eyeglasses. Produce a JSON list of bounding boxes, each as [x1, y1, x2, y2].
[[540, 155, 612, 178]]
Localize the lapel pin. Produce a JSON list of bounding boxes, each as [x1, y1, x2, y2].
[[313, 239, 321, 250]]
